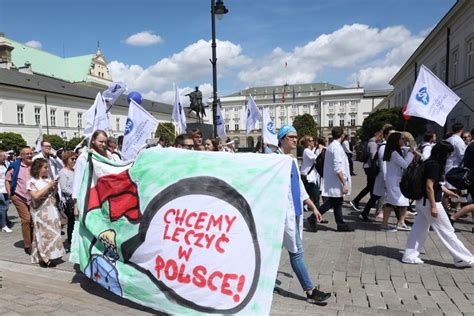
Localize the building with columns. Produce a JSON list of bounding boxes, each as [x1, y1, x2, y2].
[[218, 83, 390, 148], [384, 0, 473, 132], [0, 33, 180, 147]]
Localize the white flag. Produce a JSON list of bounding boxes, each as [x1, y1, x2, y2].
[[405, 64, 460, 126], [83, 92, 110, 137], [245, 95, 262, 134], [35, 125, 43, 153], [122, 99, 158, 161], [172, 85, 187, 134], [216, 101, 227, 140], [262, 109, 278, 146], [102, 82, 127, 105]]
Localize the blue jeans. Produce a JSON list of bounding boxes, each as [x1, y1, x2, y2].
[[0, 193, 7, 228], [288, 215, 314, 291]]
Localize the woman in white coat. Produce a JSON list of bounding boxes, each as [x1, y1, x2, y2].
[[382, 132, 416, 231], [300, 136, 320, 208], [403, 141, 473, 267]]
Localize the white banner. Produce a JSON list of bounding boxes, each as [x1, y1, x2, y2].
[[84, 92, 110, 137], [245, 95, 262, 135], [172, 85, 187, 134], [262, 109, 278, 146], [122, 99, 158, 161], [35, 124, 43, 153], [405, 64, 460, 126], [102, 82, 127, 105], [216, 102, 227, 140]]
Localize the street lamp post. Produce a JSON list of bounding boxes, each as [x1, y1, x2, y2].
[[210, 0, 228, 137]]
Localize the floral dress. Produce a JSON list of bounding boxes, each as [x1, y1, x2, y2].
[[27, 177, 65, 264]]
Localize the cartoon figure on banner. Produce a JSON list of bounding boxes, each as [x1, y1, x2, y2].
[[416, 87, 430, 105], [84, 230, 123, 296]]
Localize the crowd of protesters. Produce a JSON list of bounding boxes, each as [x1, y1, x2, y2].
[[0, 122, 473, 303]]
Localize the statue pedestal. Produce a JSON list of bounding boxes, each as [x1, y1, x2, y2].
[[186, 123, 214, 140]]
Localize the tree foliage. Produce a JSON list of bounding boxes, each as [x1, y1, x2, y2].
[[293, 114, 318, 139], [43, 134, 65, 150], [357, 107, 426, 141], [155, 122, 176, 143], [0, 132, 27, 153], [67, 136, 85, 151]]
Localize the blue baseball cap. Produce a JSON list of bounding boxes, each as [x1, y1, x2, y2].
[[277, 125, 297, 140]]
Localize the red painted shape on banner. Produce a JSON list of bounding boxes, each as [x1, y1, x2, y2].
[[402, 103, 411, 120], [87, 170, 140, 221]]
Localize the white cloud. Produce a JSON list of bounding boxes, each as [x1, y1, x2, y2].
[[109, 39, 250, 103], [238, 24, 425, 89], [25, 40, 42, 49], [124, 31, 163, 46]]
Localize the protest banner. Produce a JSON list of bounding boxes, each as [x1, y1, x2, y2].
[[71, 148, 293, 315]]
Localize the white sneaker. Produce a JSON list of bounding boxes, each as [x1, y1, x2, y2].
[[396, 223, 412, 231], [350, 201, 360, 212], [1, 226, 12, 233], [402, 257, 424, 264], [381, 225, 397, 232], [454, 259, 474, 268], [405, 211, 417, 218]]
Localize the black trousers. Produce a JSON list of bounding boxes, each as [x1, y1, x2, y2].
[[353, 168, 376, 205], [309, 197, 346, 227]]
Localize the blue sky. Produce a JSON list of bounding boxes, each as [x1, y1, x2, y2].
[[0, 0, 456, 104]]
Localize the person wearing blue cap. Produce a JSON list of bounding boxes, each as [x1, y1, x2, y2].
[[277, 125, 331, 304]]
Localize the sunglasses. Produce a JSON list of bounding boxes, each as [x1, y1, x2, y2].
[[71, 158, 77, 161]]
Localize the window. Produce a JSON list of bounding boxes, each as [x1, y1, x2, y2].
[[350, 115, 356, 126], [328, 101, 337, 107], [50, 109, 56, 127], [467, 38, 474, 79], [279, 107, 285, 116], [34, 107, 41, 125], [302, 105, 309, 114], [339, 118, 345, 126], [350, 100, 358, 105], [225, 124, 229, 132], [64, 111, 69, 127], [292, 104, 297, 115], [116, 118, 120, 131], [234, 123, 239, 131], [17, 105, 24, 124], [77, 113, 83, 128], [328, 118, 333, 127], [452, 49, 459, 85]]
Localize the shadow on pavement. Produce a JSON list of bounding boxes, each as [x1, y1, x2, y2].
[[70, 264, 166, 315], [13, 240, 24, 249], [358, 245, 403, 260]]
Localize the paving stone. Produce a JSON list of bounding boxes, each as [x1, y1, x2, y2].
[[367, 295, 386, 310], [361, 273, 375, 285]]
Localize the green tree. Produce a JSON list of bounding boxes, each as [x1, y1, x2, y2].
[[0, 132, 27, 153], [292, 114, 318, 139], [357, 107, 426, 141], [66, 136, 85, 151], [43, 134, 64, 150], [155, 122, 176, 144]]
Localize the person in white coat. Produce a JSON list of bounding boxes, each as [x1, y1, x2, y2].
[[359, 125, 395, 221], [403, 141, 474, 267], [308, 127, 353, 232], [443, 123, 465, 212], [276, 125, 330, 304], [299, 135, 320, 208], [382, 132, 418, 231], [417, 131, 437, 161]]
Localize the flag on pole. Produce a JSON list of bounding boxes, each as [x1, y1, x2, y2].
[[102, 82, 127, 105], [245, 95, 262, 134], [172, 85, 187, 134], [122, 99, 158, 161], [405, 64, 460, 126], [216, 101, 227, 140], [262, 109, 278, 147], [83, 92, 110, 137], [35, 125, 43, 153], [272, 88, 276, 103]]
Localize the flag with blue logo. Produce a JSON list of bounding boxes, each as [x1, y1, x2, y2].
[[245, 95, 262, 135], [262, 109, 278, 146], [83, 92, 110, 137], [405, 64, 460, 126], [102, 82, 127, 105], [122, 99, 158, 161], [172, 85, 187, 134], [216, 101, 227, 140]]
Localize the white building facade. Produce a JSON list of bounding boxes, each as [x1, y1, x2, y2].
[[219, 83, 389, 148], [388, 0, 474, 132]]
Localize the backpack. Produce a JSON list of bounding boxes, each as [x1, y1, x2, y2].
[[358, 140, 373, 163], [367, 143, 385, 176], [400, 159, 426, 200], [315, 149, 326, 177], [446, 167, 474, 190]]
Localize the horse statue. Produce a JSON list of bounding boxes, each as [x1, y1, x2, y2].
[[186, 86, 206, 122]]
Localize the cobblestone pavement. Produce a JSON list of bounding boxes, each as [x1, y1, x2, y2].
[[0, 162, 473, 315]]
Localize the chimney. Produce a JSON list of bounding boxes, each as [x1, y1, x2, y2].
[[0, 33, 14, 69]]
